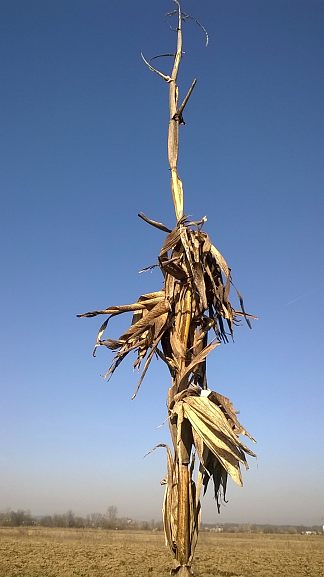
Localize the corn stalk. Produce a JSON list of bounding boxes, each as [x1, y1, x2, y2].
[[78, 2, 256, 575]]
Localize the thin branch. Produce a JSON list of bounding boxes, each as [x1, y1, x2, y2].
[[186, 215, 207, 228], [167, 7, 209, 48], [151, 53, 175, 61], [138, 212, 172, 233], [173, 78, 197, 123], [182, 13, 209, 47], [171, 0, 182, 82], [138, 264, 159, 274], [167, 0, 184, 221], [141, 52, 172, 82], [166, 9, 178, 18]]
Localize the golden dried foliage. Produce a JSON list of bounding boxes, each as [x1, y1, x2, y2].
[[79, 2, 256, 575], [78, 216, 256, 571]]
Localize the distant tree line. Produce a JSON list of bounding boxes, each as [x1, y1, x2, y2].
[[202, 522, 323, 535], [0, 509, 322, 535], [0, 507, 161, 531]]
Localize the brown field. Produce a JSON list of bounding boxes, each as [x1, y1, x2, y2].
[[0, 527, 323, 577]]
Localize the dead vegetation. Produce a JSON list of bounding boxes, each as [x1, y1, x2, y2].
[[78, 2, 256, 575]]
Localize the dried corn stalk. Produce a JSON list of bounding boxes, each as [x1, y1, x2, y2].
[[79, 2, 256, 575]]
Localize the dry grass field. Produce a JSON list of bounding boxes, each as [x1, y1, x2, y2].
[[0, 527, 323, 577]]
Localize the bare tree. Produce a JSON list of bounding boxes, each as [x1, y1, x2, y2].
[[106, 505, 117, 523], [78, 2, 256, 575]]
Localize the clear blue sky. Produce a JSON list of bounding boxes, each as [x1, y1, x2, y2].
[[1, 0, 323, 526]]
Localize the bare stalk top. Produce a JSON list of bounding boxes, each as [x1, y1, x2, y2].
[[142, 0, 198, 222]]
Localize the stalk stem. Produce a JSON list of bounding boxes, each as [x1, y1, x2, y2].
[[168, 1, 184, 221], [177, 464, 190, 564], [166, 5, 195, 571]]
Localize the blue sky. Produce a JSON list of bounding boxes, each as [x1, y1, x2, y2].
[[0, 0, 323, 526]]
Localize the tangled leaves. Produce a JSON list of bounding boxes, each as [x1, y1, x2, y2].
[[78, 216, 255, 397], [78, 215, 256, 559]]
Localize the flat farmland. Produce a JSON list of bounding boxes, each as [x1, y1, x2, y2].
[[0, 528, 323, 577]]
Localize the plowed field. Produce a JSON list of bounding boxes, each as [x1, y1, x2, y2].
[[0, 528, 323, 577]]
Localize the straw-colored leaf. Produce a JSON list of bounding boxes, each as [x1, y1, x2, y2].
[[77, 296, 163, 318], [185, 395, 256, 458], [92, 317, 109, 356], [178, 340, 220, 389], [182, 409, 243, 485], [192, 261, 207, 310], [210, 243, 230, 278], [208, 390, 256, 442], [171, 394, 255, 487], [160, 227, 182, 257]]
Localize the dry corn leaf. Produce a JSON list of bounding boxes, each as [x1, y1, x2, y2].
[[119, 299, 170, 341], [178, 340, 220, 389], [160, 227, 181, 256], [208, 391, 256, 442], [192, 261, 208, 310], [210, 244, 230, 279], [202, 450, 228, 513], [185, 396, 256, 458], [77, 297, 162, 319], [171, 395, 255, 487]]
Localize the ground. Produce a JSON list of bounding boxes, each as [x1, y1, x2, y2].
[[0, 527, 323, 577]]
